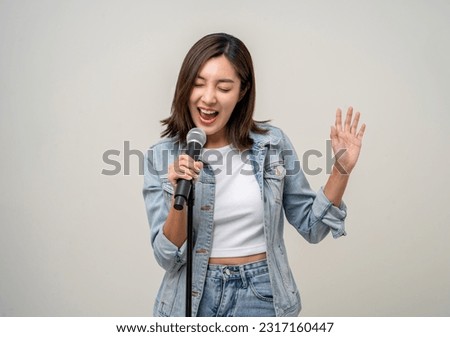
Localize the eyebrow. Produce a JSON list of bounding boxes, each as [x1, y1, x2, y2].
[[196, 75, 235, 84]]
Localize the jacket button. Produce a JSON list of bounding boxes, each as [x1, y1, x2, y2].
[[200, 205, 211, 211]]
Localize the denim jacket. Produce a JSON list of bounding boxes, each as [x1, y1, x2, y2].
[[143, 124, 347, 317]]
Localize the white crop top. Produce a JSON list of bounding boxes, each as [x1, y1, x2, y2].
[[202, 145, 266, 258]]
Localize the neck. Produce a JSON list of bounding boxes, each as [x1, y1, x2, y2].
[[204, 130, 229, 148]]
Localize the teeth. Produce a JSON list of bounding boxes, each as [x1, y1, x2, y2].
[[199, 108, 217, 115]]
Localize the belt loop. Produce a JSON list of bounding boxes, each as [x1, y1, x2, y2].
[[239, 265, 248, 288]]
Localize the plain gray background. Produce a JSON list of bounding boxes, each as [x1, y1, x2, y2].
[[1, 0, 449, 316]]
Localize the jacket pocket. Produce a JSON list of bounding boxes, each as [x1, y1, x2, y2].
[[263, 162, 286, 204]]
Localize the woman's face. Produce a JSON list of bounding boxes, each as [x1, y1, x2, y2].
[[189, 55, 241, 148]]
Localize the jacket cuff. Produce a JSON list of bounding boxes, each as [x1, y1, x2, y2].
[[312, 187, 348, 238], [153, 232, 187, 270]]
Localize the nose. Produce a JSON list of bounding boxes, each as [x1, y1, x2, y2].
[[201, 86, 217, 105]]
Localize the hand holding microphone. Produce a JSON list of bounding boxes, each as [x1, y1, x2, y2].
[[169, 128, 206, 210], [168, 155, 203, 187]]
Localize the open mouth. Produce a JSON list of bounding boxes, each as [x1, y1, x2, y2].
[[198, 108, 219, 124]]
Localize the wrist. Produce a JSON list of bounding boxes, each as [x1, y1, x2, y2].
[[332, 162, 352, 176], [324, 167, 350, 207], [328, 166, 350, 189]]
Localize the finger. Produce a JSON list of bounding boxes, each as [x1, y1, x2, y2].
[[350, 111, 360, 135], [330, 125, 338, 141], [171, 160, 193, 179], [179, 164, 198, 179], [172, 159, 184, 175], [168, 166, 179, 186], [178, 154, 193, 165], [344, 106, 353, 132], [172, 167, 196, 182], [179, 155, 201, 173], [194, 161, 204, 172], [335, 108, 343, 132], [357, 123, 366, 141], [169, 174, 192, 188], [172, 155, 203, 184]]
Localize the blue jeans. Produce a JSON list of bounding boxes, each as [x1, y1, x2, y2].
[[197, 260, 276, 317]]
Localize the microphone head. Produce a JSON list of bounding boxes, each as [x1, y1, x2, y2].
[[186, 128, 207, 147]]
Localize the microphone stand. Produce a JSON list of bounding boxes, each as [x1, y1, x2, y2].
[[185, 181, 194, 317]]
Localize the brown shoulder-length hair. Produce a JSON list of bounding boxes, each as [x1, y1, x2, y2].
[[161, 33, 268, 149]]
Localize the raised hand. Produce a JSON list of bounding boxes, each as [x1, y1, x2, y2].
[[330, 107, 366, 175]]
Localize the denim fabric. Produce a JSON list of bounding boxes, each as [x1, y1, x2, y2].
[[197, 260, 275, 317], [143, 124, 348, 317]]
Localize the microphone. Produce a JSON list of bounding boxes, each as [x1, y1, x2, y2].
[[173, 128, 207, 210]]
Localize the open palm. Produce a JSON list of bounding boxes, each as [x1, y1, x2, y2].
[[330, 107, 366, 175]]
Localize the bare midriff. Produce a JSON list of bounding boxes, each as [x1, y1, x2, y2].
[[208, 252, 267, 266]]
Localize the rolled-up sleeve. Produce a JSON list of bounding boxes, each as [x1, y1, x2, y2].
[[311, 187, 347, 239], [152, 232, 187, 271]]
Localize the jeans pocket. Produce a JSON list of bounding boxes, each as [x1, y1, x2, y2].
[[248, 272, 274, 302]]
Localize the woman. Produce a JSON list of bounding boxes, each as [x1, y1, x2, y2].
[[143, 33, 366, 317]]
